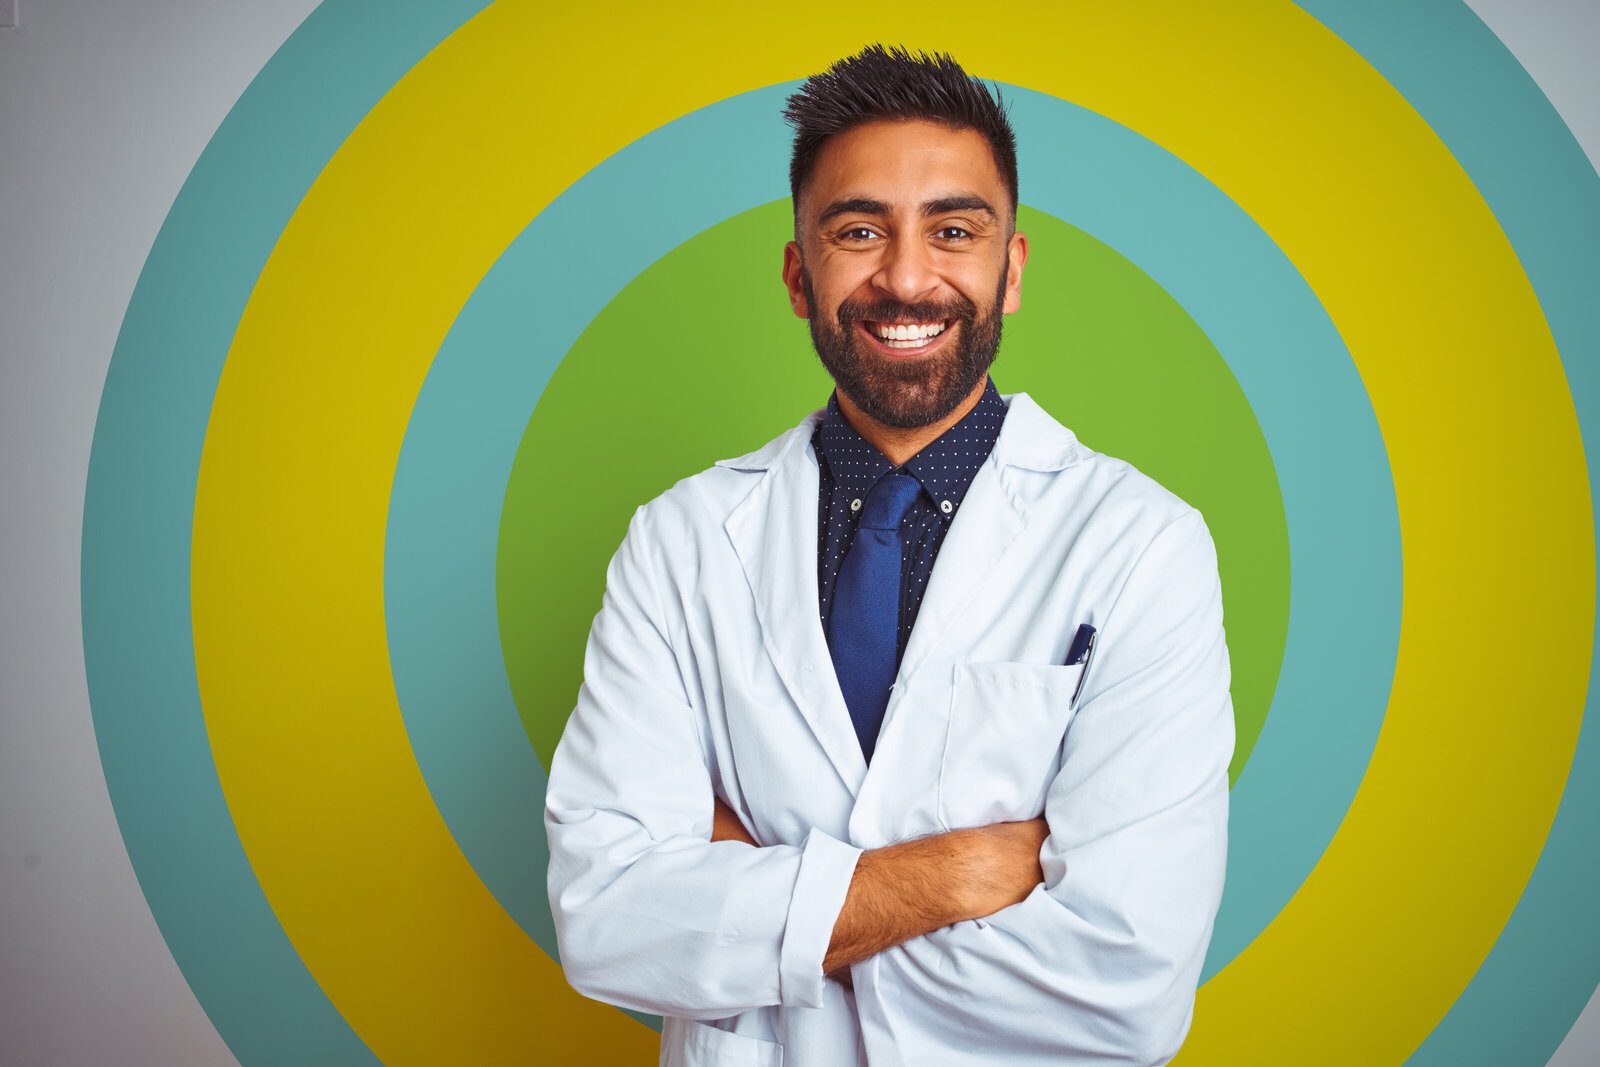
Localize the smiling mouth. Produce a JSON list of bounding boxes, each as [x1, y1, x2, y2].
[[860, 318, 952, 351]]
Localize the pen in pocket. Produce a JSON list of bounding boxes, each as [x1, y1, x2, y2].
[[1066, 623, 1098, 710]]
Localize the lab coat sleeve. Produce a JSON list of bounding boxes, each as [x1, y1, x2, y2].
[[545, 504, 863, 1019], [866, 508, 1233, 1065]]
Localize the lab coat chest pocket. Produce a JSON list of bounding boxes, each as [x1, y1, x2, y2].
[[937, 661, 1084, 829]]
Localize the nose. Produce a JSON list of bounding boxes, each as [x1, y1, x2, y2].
[[871, 232, 940, 306]]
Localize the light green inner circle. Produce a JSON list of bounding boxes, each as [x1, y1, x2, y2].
[[498, 200, 1289, 780]]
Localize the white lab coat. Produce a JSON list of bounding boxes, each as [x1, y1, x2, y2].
[[545, 391, 1234, 1066]]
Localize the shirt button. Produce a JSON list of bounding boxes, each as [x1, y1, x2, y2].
[[940, 499, 954, 514], [851, 498, 862, 512]]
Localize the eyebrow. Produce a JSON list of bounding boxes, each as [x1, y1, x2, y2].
[[816, 194, 999, 226]]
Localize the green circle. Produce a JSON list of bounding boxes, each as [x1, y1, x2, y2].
[[499, 199, 1288, 782]]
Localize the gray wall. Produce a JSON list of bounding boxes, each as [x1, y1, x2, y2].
[[1, 3, 317, 1065]]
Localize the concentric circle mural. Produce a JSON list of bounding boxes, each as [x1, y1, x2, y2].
[[82, 1, 1599, 1063]]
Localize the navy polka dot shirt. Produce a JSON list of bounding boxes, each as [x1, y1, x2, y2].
[[812, 375, 1008, 672]]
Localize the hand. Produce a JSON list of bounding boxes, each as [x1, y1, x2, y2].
[[710, 796, 759, 846]]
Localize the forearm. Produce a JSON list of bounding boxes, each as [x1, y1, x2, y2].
[[821, 825, 993, 973], [710, 799, 1044, 977]]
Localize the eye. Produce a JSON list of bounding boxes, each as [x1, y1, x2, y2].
[[936, 226, 973, 241], [839, 227, 880, 242]]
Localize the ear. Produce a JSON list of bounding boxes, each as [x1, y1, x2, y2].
[[1001, 229, 1029, 315], [782, 240, 810, 319]]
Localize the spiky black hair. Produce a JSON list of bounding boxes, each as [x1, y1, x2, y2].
[[783, 44, 1018, 224]]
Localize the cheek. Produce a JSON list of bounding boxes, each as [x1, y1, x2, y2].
[[815, 254, 879, 299], [955, 280, 999, 313]]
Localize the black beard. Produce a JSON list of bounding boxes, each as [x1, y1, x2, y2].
[[801, 264, 1008, 430]]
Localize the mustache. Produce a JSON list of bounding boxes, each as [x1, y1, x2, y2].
[[836, 293, 977, 328]]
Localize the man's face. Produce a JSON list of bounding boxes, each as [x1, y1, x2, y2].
[[782, 118, 1028, 429]]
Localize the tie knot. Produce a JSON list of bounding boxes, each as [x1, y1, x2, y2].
[[860, 473, 922, 530]]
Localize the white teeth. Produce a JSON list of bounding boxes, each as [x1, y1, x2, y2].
[[874, 321, 947, 342]]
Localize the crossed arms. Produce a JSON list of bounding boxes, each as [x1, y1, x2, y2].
[[710, 797, 1050, 988], [546, 504, 1232, 1061]]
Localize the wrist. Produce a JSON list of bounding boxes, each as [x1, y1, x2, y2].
[[942, 825, 994, 923]]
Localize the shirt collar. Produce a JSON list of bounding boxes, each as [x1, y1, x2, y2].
[[813, 376, 1008, 513]]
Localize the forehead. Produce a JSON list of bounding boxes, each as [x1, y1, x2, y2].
[[803, 118, 1006, 216]]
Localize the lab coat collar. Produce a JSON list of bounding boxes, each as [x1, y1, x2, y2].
[[991, 390, 1086, 471], [715, 391, 1083, 797], [713, 391, 1083, 474], [813, 377, 1008, 512]]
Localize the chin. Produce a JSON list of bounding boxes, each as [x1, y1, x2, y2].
[[848, 368, 970, 428]]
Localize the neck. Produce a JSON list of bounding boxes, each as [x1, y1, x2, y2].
[[836, 375, 990, 467]]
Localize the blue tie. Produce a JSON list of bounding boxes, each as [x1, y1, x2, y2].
[[827, 473, 922, 764]]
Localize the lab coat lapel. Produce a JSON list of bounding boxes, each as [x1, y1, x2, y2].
[[890, 436, 1028, 698], [877, 392, 1080, 746], [722, 415, 869, 798]]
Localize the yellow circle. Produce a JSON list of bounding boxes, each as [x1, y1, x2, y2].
[[189, 2, 1591, 1061]]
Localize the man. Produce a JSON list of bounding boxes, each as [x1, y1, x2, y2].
[[546, 44, 1234, 1066]]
